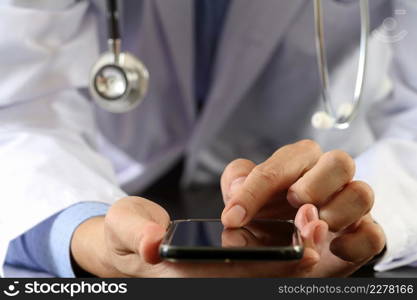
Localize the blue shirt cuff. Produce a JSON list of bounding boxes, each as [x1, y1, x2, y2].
[[6, 202, 110, 277]]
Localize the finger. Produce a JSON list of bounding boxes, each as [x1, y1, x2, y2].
[[330, 216, 386, 263], [294, 204, 319, 230], [320, 181, 374, 232], [221, 159, 256, 204], [222, 140, 322, 228], [295, 204, 328, 255], [300, 220, 328, 256], [292, 220, 325, 272], [105, 196, 170, 264], [288, 150, 355, 208]]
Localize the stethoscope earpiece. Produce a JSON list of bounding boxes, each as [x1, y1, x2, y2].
[[311, 111, 335, 130], [312, 102, 355, 130]]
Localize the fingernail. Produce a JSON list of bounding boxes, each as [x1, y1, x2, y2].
[[306, 205, 318, 222], [224, 205, 246, 226], [287, 190, 302, 208]]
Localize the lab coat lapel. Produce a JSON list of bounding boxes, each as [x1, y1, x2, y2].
[[154, 0, 195, 121], [186, 0, 307, 166]]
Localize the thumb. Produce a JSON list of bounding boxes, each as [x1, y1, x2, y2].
[[139, 222, 169, 264], [105, 196, 170, 265]]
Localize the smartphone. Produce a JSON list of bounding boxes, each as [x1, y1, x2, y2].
[[159, 219, 303, 262]]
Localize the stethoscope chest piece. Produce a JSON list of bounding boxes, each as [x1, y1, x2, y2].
[[90, 51, 149, 113]]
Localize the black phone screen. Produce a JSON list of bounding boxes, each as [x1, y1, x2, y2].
[[168, 219, 298, 248]]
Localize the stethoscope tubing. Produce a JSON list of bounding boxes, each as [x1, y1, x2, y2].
[[92, 0, 370, 130], [313, 0, 370, 129]]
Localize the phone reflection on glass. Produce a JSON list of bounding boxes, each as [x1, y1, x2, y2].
[[159, 219, 303, 262]]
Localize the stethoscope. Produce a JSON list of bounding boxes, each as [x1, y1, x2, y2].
[[312, 0, 370, 129], [89, 0, 370, 130], [89, 0, 149, 113]]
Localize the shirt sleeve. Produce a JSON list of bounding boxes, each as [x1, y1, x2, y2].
[[0, 2, 127, 277], [5, 202, 110, 278]]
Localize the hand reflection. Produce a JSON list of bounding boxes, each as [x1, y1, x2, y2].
[[221, 220, 295, 248]]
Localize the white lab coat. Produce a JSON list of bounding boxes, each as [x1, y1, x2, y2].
[[1, 0, 417, 275]]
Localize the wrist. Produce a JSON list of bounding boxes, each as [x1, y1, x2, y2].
[[70, 216, 119, 277]]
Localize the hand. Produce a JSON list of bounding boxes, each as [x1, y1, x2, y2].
[[71, 196, 339, 277], [70, 197, 170, 277], [220, 140, 386, 277]]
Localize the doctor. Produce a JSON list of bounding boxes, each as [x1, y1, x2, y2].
[[1, 0, 416, 277]]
